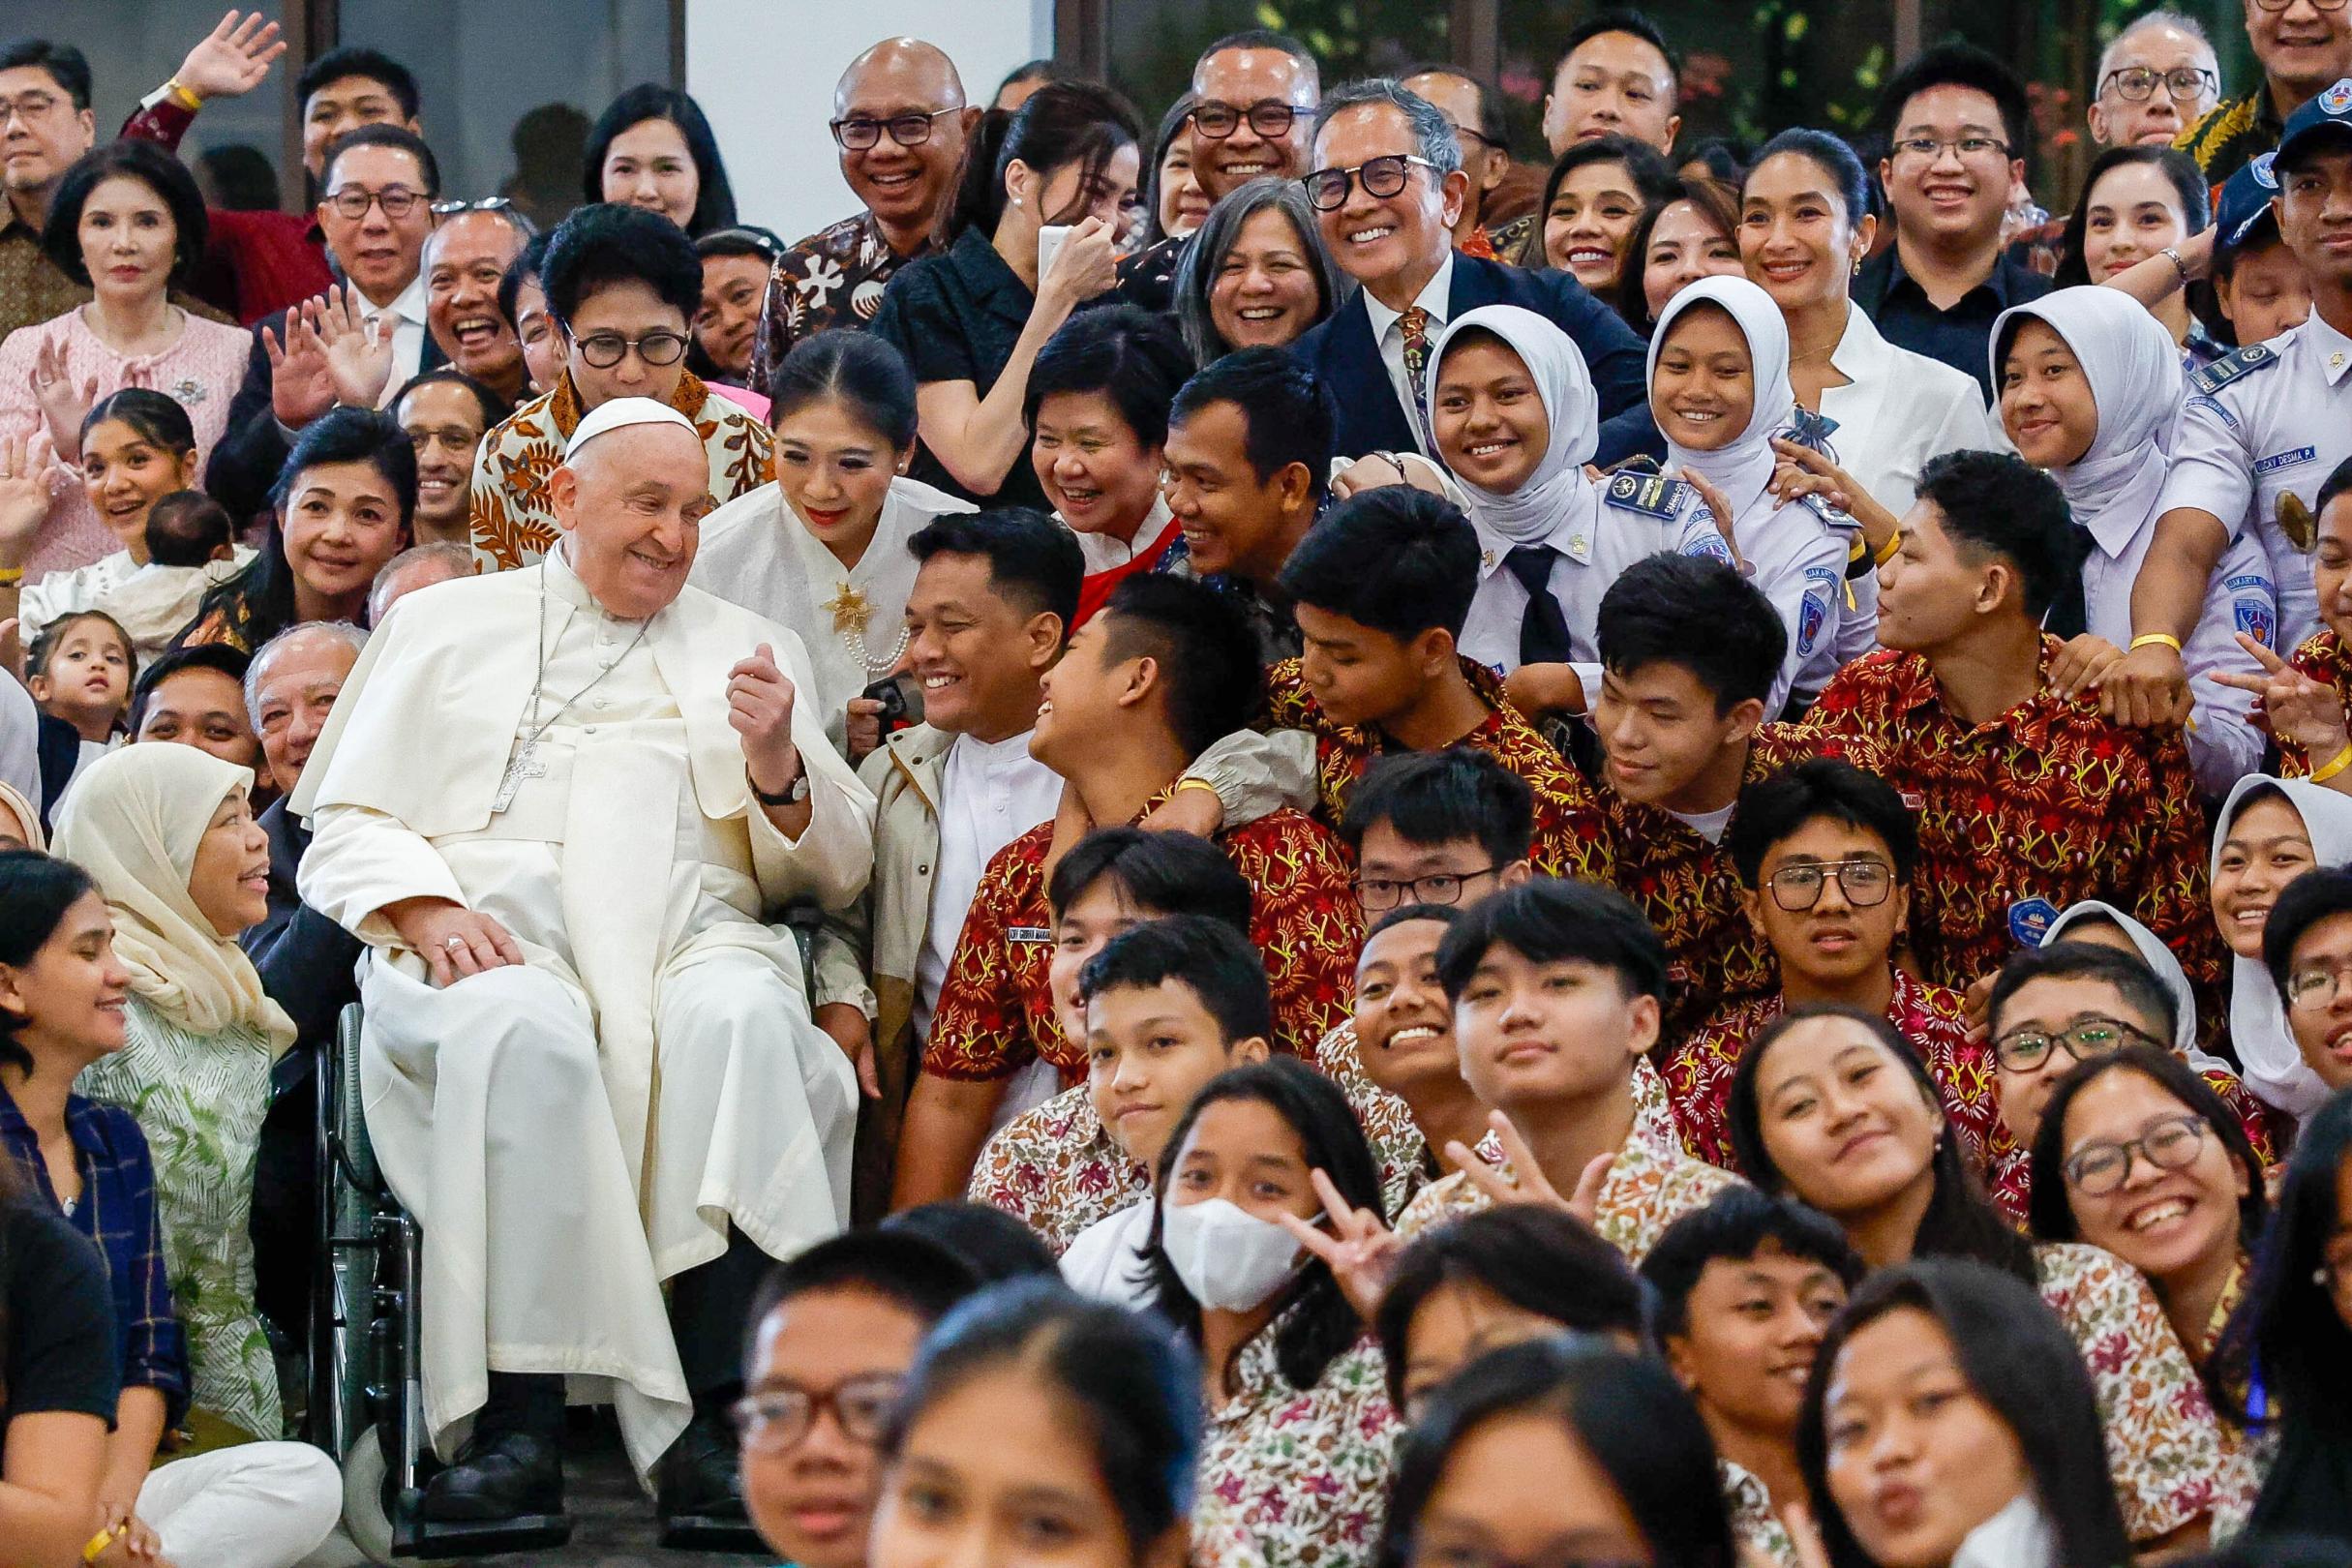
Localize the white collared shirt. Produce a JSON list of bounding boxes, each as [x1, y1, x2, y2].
[[916, 728, 1062, 1039], [1817, 302, 1998, 520], [1068, 496, 1180, 573], [365, 271, 431, 405], [1360, 254, 1455, 453]]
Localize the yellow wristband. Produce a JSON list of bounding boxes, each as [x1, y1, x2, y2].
[[1872, 529, 1902, 567], [165, 78, 202, 111], [2312, 743, 2352, 785], [1173, 778, 1221, 799], [2128, 633, 2183, 654], [0, 565, 22, 586], [82, 1524, 126, 1564]]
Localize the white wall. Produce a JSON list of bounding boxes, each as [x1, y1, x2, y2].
[[685, 0, 1054, 243]]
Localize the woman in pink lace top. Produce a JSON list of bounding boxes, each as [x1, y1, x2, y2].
[[0, 140, 249, 577]]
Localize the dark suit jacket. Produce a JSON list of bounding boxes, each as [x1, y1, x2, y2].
[[204, 299, 447, 524], [243, 797, 362, 1050], [1290, 252, 1660, 469]]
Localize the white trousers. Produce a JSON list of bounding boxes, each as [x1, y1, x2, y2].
[[141, 1442, 343, 1568]]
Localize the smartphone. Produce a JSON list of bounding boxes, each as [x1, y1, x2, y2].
[[1037, 224, 1073, 282], [861, 672, 922, 738]]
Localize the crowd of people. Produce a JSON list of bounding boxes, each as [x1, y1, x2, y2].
[[9, 3, 2352, 1567]]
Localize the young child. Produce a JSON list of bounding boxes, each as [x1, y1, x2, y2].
[[24, 609, 134, 816], [99, 491, 247, 663]]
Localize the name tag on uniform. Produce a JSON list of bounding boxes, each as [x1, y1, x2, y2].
[[2256, 445, 2316, 474], [1607, 471, 1689, 521], [2007, 897, 2061, 949], [1008, 926, 1053, 945], [2188, 342, 2277, 397]]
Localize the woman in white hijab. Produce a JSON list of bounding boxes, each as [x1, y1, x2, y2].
[[50, 742, 296, 1439], [1993, 286, 2274, 798], [1647, 275, 1872, 714], [2208, 774, 2352, 1119]]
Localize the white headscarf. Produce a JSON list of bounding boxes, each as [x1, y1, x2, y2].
[[0, 780, 42, 853], [2043, 899, 2229, 1072], [1421, 304, 1602, 546], [50, 743, 296, 1054], [2212, 774, 2352, 1118], [1647, 274, 1795, 520], [1990, 286, 2180, 553]]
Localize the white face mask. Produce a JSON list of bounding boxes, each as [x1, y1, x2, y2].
[[1158, 1195, 1303, 1312]]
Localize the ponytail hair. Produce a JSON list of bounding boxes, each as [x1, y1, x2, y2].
[[940, 80, 1143, 245]]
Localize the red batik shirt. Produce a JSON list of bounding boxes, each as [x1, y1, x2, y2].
[[921, 801, 1360, 1085], [1598, 724, 1885, 1036], [1805, 643, 2222, 1002], [1262, 656, 1613, 882], [1663, 968, 2011, 1187], [2279, 628, 2352, 776]]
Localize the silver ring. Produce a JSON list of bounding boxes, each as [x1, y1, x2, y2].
[[443, 935, 467, 950]]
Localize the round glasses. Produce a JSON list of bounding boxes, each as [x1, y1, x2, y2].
[[2098, 66, 2218, 103], [1763, 859, 1894, 912], [2286, 957, 2352, 1010], [2253, 0, 2346, 12], [1193, 99, 1300, 140], [1991, 1016, 2157, 1073], [570, 329, 690, 369], [731, 1372, 903, 1453], [1303, 154, 1438, 212], [2062, 1114, 2208, 1196], [830, 107, 961, 151]]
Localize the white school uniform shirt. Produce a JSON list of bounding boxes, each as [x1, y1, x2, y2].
[[1363, 254, 1454, 453], [1997, 287, 2273, 797], [2158, 311, 2352, 654], [916, 728, 1063, 1042], [1818, 301, 1999, 518], [1060, 1197, 1158, 1308]]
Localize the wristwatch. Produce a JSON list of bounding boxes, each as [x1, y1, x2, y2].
[[752, 769, 809, 807]]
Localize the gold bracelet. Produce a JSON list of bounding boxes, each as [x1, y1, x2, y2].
[[1872, 528, 1902, 566], [2128, 632, 2183, 653], [2313, 742, 2352, 785], [82, 1524, 127, 1565], [165, 77, 202, 111]]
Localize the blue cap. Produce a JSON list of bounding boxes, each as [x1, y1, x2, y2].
[[2216, 153, 2281, 256], [2275, 76, 2352, 172]]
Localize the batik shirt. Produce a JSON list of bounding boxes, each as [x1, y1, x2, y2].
[[1312, 1020, 1434, 1221], [1392, 1058, 1740, 1263], [1199, 1329, 1399, 1568], [2279, 627, 2352, 777], [922, 799, 1358, 1084], [747, 211, 932, 393], [467, 371, 772, 569], [1805, 642, 2221, 1002], [1262, 656, 1612, 883], [967, 1084, 1147, 1255], [1724, 1461, 1798, 1568], [1598, 724, 1884, 1036]]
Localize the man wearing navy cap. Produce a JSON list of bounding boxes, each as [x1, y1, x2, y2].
[[2214, 152, 2315, 346]]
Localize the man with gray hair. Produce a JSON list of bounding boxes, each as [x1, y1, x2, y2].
[[1287, 77, 1656, 467], [2089, 11, 2221, 147], [368, 538, 478, 624]]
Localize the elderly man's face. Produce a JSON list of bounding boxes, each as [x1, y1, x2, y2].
[[252, 632, 360, 797], [2089, 23, 2220, 146], [1311, 102, 1465, 295], [368, 550, 475, 624], [550, 422, 714, 620]]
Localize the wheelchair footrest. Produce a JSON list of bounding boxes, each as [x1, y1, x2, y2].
[[657, 1513, 766, 1553], [391, 1497, 574, 1559]]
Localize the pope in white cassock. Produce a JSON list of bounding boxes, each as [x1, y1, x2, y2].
[[293, 399, 877, 1526]]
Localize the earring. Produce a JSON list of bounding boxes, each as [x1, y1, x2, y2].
[[1851, 256, 1862, 276], [1010, 196, 1022, 208]]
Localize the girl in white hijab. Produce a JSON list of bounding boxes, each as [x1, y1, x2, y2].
[[1993, 286, 2274, 798], [2209, 773, 2352, 1118], [50, 741, 296, 1439], [1647, 275, 1871, 715], [1418, 304, 1717, 695]]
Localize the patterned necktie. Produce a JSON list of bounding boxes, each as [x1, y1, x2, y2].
[[1398, 305, 1434, 452], [1502, 546, 1576, 666]]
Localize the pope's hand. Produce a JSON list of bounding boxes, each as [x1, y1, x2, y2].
[[385, 896, 524, 986], [730, 643, 803, 798], [814, 1001, 881, 1098]]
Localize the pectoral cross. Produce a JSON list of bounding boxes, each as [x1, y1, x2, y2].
[[492, 741, 546, 814]]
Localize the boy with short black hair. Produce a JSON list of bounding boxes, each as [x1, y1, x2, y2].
[[1392, 878, 1739, 1261], [1985, 941, 2181, 1158]]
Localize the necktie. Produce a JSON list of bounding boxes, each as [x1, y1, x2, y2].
[[1502, 546, 1576, 666], [1399, 305, 1434, 453]]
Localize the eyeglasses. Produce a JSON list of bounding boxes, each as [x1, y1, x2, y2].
[[323, 185, 426, 220], [1303, 154, 1440, 212], [1354, 865, 1502, 912], [1889, 136, 2011, 165], [830, 107, 961, 151], [2063, 1114, 2210, 1196], [2287, 956, 2352, 1010], [1764, 859, 1895, 912], [1991, 1016, 2157, 1072], [429, 196, 517, 218], [0, 91, 68, 126], [1192, 99, 1301, 140], [2098, 66, 2218, 103], [1452, 123, 1504, 152], [570, 329, 691, 369], [2254, 0, 2346, 11], [730, 1373, 904, 1453]]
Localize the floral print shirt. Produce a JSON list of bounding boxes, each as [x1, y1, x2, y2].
[[467, 370, 772, 569], [1724, 1460, 1798, 1568], [747, 210, 932, 393], [1199, 1329, 1400, 1568], [75, 995, 280, 1438], [1310, 1020, 1433, 1221], [2279, 627, 2352, 777], [1393, 1058, 1741, 1263], [967, 1084, 1148, 1255]]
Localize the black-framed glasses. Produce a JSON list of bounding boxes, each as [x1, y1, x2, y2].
[[324, 185, 426, 220], [1764, 859, 1894, 912], [570, 329, 691, 369], [830, 107, 961, 151], [1889, 136, 2011, 165], [429, 195, 517, 218], [1303, 153, 1439, 211], [2254, 0, 2346, 11], [1991, 1016, 2158, 1072], [2098, 66, 2218, 103], [1192, 99, 1301, 140], [1354, 865, 1502, 912], [730, 1373, 904, 1453], [2063, 1114, 2209, 1196]]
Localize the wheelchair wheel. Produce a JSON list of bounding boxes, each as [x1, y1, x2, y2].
[[343, 1423, 398, 1565]]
